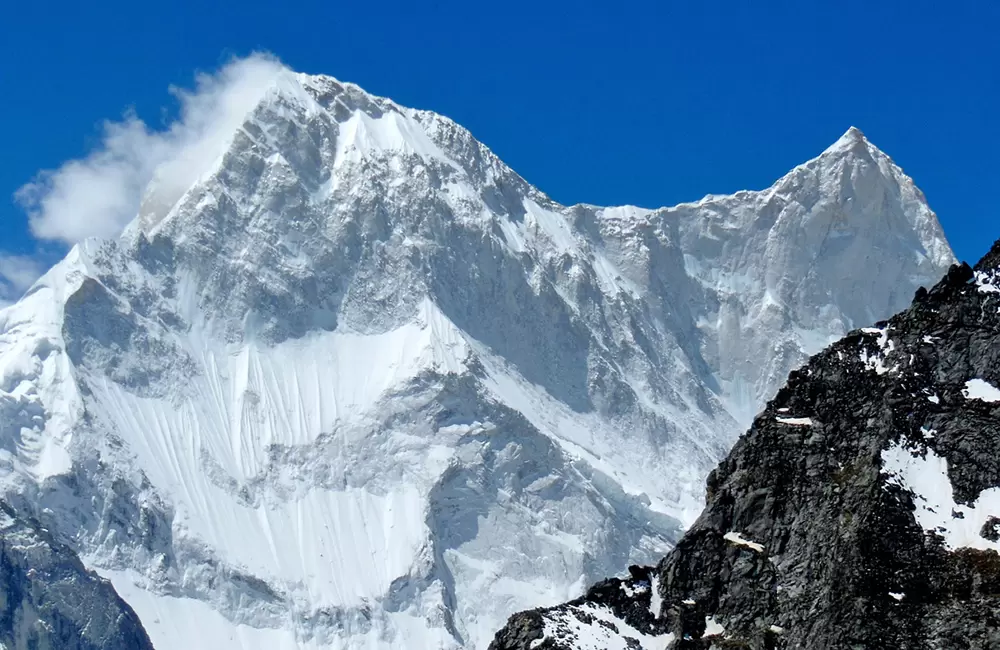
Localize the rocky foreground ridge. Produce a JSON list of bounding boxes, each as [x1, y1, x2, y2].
[[491, 244, 1000, 649], [0, 501, 153, 650]]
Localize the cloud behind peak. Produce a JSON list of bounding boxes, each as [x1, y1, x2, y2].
[[15, 53, 286, 245]]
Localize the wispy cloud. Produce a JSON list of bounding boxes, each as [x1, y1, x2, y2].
[[0, 254, 46, 308], [14, 53, 287, 245]]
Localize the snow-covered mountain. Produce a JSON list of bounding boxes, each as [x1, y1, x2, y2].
[[0, 68, 953, 649]]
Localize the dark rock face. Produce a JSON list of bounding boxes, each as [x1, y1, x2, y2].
[[490, 243, 1000, 649], [983, 517, 1000, 543], [0, 501, 154, 650]]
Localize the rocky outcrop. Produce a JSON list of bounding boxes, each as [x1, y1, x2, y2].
[[491, 244, 1000, 649], [0, 501, 153, 650]]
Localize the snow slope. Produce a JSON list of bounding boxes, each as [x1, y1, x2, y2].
[[0, 69, 954, 649]]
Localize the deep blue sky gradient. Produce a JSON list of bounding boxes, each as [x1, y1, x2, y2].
[[1, 0, 996, 264]]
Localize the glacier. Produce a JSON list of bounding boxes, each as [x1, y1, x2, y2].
[[0, 67, 953, 649]]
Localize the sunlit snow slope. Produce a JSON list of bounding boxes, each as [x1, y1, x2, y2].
[[0, 68, 954, 650]]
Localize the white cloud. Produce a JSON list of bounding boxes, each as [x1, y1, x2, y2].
[[15, 53, 287, 245], [0, 253, 46, 307]]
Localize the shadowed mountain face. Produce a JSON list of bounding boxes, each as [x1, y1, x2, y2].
[[0, 68, 953, 649], [0, 502, 154, 650], [490, 245, 1000, 650]]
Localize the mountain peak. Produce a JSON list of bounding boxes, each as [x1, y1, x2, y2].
[[822, 125, 874, 157], [842, 124, 866, 141], [0, 66, 958, 650]]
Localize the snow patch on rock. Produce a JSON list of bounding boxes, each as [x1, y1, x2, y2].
[[649, 574, 663, 619], [538, 604, 673, 650], [704, 616, 726, 637], [974, 271, 999, 294], [775, 416, 813, 426], [723, 532, 765, 553], [962, 378, 1000, 403], [882, 443, 1000, 552]]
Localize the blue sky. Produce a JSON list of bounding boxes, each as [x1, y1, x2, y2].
[[0, 0, 996, 300]]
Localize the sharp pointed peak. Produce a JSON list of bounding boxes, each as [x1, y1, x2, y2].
[[822, 126, 876, 157], [842, 125, 866, 141]]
